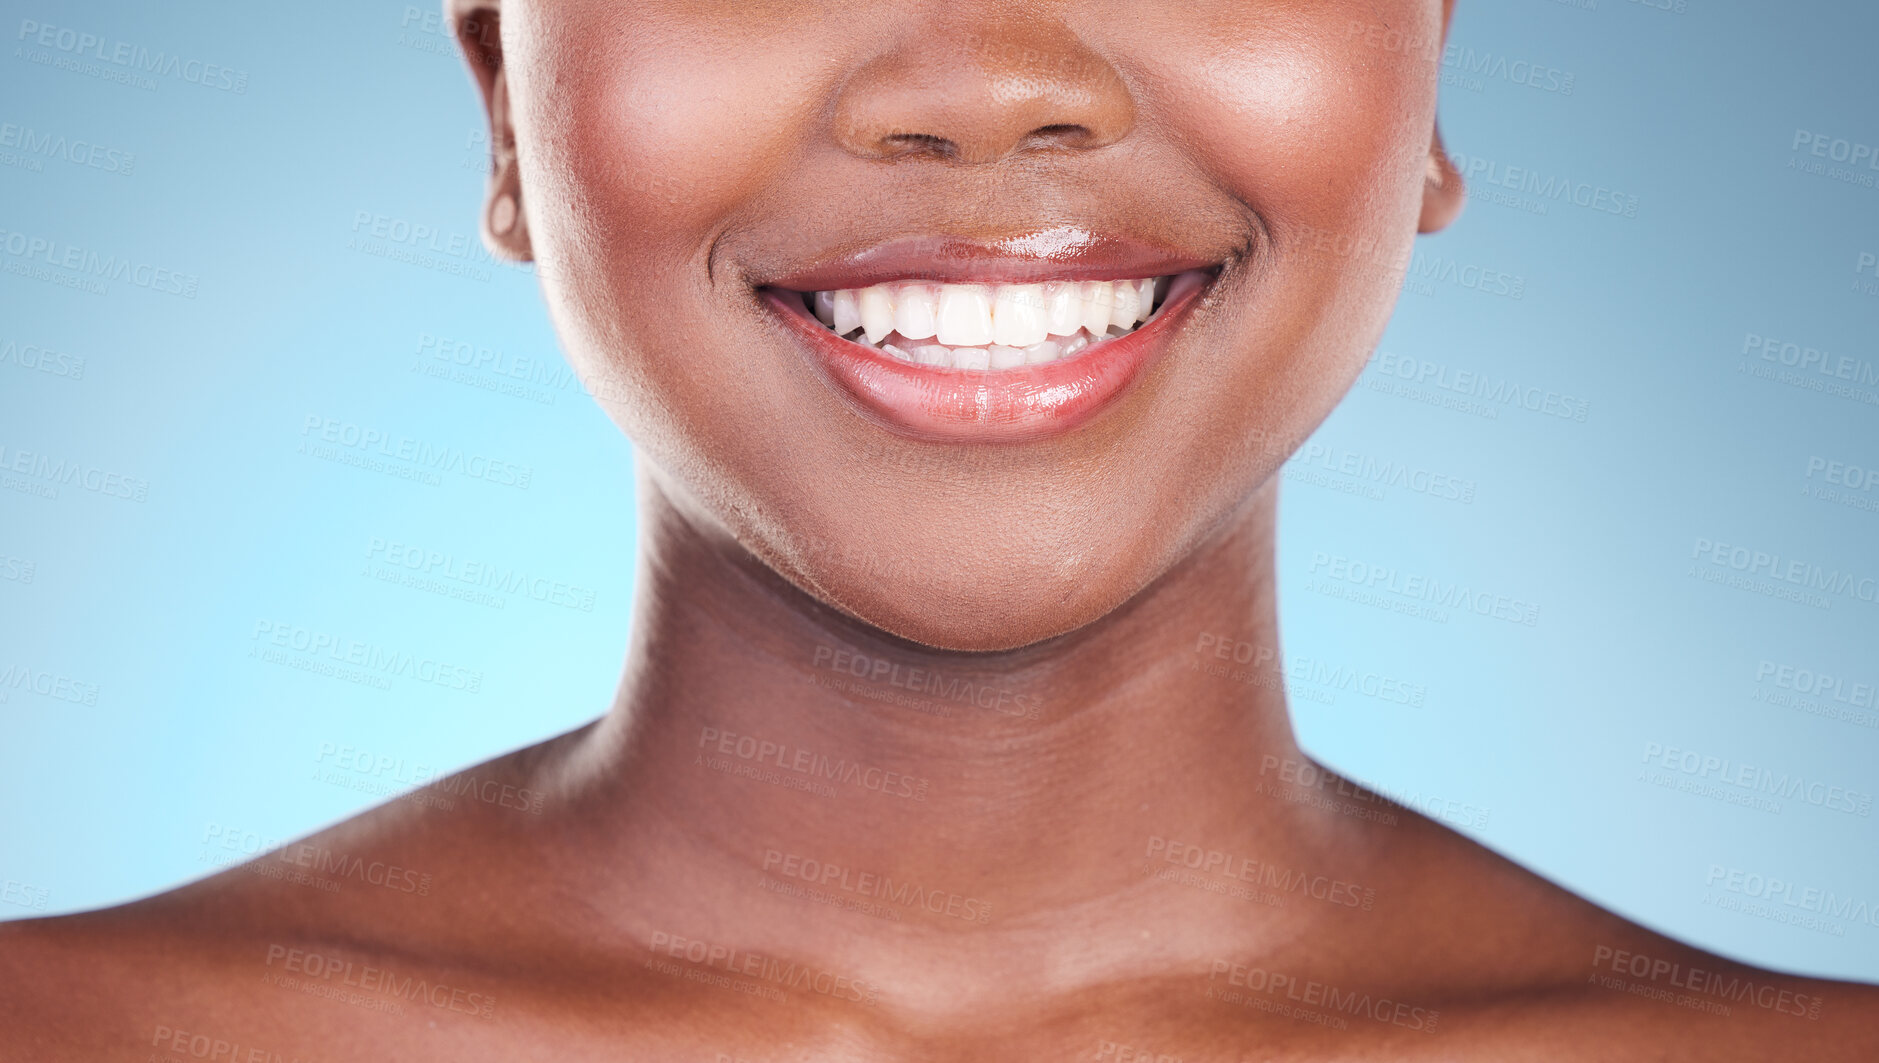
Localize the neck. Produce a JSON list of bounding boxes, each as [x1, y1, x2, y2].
[[540, 465, 1369, 998]]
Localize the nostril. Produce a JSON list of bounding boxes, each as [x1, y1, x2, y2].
[[879, 132, 957, 159], [1030, 124, 1087, 141]]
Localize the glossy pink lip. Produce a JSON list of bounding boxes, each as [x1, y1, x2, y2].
[[760, 268, 1212, 443]]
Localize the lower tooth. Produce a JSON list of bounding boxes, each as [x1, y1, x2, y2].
[[843, 324, 1128, 368]]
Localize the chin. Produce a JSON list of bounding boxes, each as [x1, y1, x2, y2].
[[776, 528, 1144, 654]]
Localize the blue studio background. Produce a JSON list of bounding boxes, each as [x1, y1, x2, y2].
[[2, 1, 1876, 981]]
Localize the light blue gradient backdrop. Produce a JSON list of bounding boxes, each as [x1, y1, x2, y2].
[[2, 1, 1875, 980]]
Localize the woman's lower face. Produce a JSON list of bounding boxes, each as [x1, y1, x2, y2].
[[492, 0, 1451, 649]]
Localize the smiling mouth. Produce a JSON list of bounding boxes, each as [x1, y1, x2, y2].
[[771, 272, 1211, 371]]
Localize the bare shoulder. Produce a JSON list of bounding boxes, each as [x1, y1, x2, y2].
[[1372, 807, 1879, 1058], [0, 732, 594, 1060]]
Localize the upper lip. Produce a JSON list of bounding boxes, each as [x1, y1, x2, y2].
[[754, 227, 1222, 292]]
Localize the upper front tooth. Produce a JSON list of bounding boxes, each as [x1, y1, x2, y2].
[[1078, 281, 1114, 336], [935, 284, 993, 346], [893, 282, 939, 340], [1043, 281, 1082, 337], [1135, 278, 1158, 322], [859, 284, 896, 343], [832, 289, 862, 336], [991, 283, 1049, 348], [1108, 280, 1140, 330]]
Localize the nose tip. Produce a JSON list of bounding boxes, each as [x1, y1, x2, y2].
[[832, 20, 1136, 165]]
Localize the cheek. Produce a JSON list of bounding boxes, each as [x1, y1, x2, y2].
[[508, 15, 834, 449], [515, 14, 834, 280], [1167, 9, 1437, 247], [1134, 9, 1438, 484]]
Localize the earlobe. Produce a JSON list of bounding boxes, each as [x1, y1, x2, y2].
[[451, 1, 533, 261], [480, 75, 533, 261], [1418, 121, 1466, 234]]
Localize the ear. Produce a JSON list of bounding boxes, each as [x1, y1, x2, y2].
[[449, 0, 532, 261], [1418, 121, 1466, 233], [1419, 0, 1465, 234]]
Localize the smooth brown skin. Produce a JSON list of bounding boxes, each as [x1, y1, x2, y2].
[[4, 1, 1876, 1059]]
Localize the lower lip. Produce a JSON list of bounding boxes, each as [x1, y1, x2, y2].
[[761, 276, 1208, 443]]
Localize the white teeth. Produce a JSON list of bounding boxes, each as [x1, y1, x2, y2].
[[954, 346, 991, 371], [987, 344, 1028, 369], [991, 283, 1049, 348], [803, 272, 1197, 370], [1078, 281, 1114, 337], [1108, 280, 1140, 330], [935, 284, 993, 346], [859, 284, 896, 344], [893, 282, 939, 340], [832, 289, 862, 336], [1043, 281, 1082, 338], [1023, 338, 1063, 364]]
